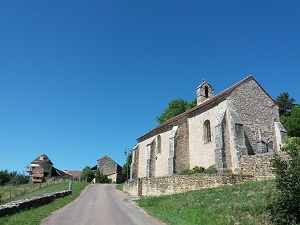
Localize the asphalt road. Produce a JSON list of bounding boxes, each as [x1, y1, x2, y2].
[[41, 184, 165, 225]]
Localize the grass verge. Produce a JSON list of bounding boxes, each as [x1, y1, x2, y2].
[[137, 180, 274, 225], [0, 182, 89, 225], [0, 182, 69, 205], [116, 183, 123, 191]]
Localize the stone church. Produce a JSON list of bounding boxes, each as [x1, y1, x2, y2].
[[130, 75, 287, 179]]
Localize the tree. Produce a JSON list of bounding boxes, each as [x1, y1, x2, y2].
[[156, 98, 197, 124], [0, 170, 10, 186], [122, 152, 132, 180], [280, 104, 300, 137], [187, 98, 197, 110], [269, 137, 300, 224], [95, 169, 110, 183], [275, 92, 295, 116], [80, 166, 95, 182], [9, 171, 30, 185]]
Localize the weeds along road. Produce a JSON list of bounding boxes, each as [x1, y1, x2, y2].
[[41, 184, 165, 225]]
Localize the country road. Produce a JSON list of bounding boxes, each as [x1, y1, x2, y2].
[[41, 184, 165, 225]]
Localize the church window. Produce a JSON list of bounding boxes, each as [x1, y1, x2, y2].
[[205, 86, 209, 98], [203, 120, 211, 143], [157, 135, 161, 154]]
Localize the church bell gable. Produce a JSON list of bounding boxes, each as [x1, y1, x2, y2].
[[196, 79, 214, 105]]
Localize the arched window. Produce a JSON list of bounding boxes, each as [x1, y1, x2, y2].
[[203, 120, 211, 143], [205, 86, 209, 98]]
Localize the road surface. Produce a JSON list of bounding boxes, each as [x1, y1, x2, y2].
[[41, 184, 165, 225]]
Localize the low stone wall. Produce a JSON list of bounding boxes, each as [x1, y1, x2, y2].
[[0, 190, 72, 217], [240, 153, 275, 180], [240, 152, 289, 180], [124, 174, 254, 197], [124, 152, 290, 197]]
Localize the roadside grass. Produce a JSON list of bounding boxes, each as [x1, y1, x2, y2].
[[137, 180, 274, 225], [0, 182, 69, 205], [116, 183, 123, 191], [0, 182, 89, 225]]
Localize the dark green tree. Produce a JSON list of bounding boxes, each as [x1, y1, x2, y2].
[[0, 170, 11, 186], [9, 171, 30, 185], [156, 98, 197, 124], [95, 169, 110, 183], [80, 166, 95, 182], [280, 104, 300, 137], [269, 137, 300, 224], [122, 152, 132, 181], [275, 92, 295, 116], [187, 98, 197, 110]]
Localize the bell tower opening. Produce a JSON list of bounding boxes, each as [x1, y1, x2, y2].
[[196, 79, 214, 106]]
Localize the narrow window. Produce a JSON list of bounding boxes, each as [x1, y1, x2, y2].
[[205, 86, 209, 98], [203, 120, 211, 143], [157, 135, 161, 154]]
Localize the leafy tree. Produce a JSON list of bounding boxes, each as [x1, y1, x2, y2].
[[0, 170, 29, 186], [280, 104, 300, 137], [275, 92, 295, 116], [0, 170, 10, 186], [9, 171, 30, 185], [80, 166, 95, 182], [269, 137, 300, 224], [187, 98, 197, 110], [156, 98, 197, 124], [122, 152, 132, 181], [95, 169, 110, 183]]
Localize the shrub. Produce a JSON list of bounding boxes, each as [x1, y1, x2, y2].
[[269, 137, 300, 225], [204, 165, 218, 174], [191, 166, 205, 174], [178, 169, 193, 175]]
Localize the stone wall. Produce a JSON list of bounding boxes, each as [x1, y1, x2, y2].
[[174, 117, 190, 173], [124, 174, 254, 197], [0, 190, 72, 217], [124, 152, 289, 197], [240, 152, 290, 180], [228, 78, 280, 153]]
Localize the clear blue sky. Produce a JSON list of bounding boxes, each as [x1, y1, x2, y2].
[[0, 1, 299, 174]]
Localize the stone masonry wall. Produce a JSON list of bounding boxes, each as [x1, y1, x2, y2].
[[124, 152, 290, 197], [228, 78, 279, 153], [0, 190, 72, 217], [240, 152, 289, 180], [124, 174, 254, 197], [174, 116, 190, 173]]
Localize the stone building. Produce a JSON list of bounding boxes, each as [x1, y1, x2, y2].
[[130, 75, 287, 179], [95, 155, 125, 183], [28, 154, 70, 182]]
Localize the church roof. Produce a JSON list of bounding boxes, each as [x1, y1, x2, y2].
[[137, 75, 274, 141]]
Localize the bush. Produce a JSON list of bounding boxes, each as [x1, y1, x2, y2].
[[269, 137, 300, 225], [204, 165, 218, 174], [80, 166, 95, 182], [178, 165, 218, 175], [191, 166, 205, 174], [95, 169, 111, 183], [178, 169, 193, 175]]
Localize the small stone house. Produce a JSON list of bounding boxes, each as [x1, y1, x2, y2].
[[130, 75, 287, 179], [28, 154, 70, 182], [96, 155, 125, 183]]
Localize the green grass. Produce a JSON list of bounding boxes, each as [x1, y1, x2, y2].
[[0, 182, 70, 205], [116, 183, 123, 191], [137, 180, 274, 225], [0, 182, 90, 225], [0, 182, 51, 204]]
